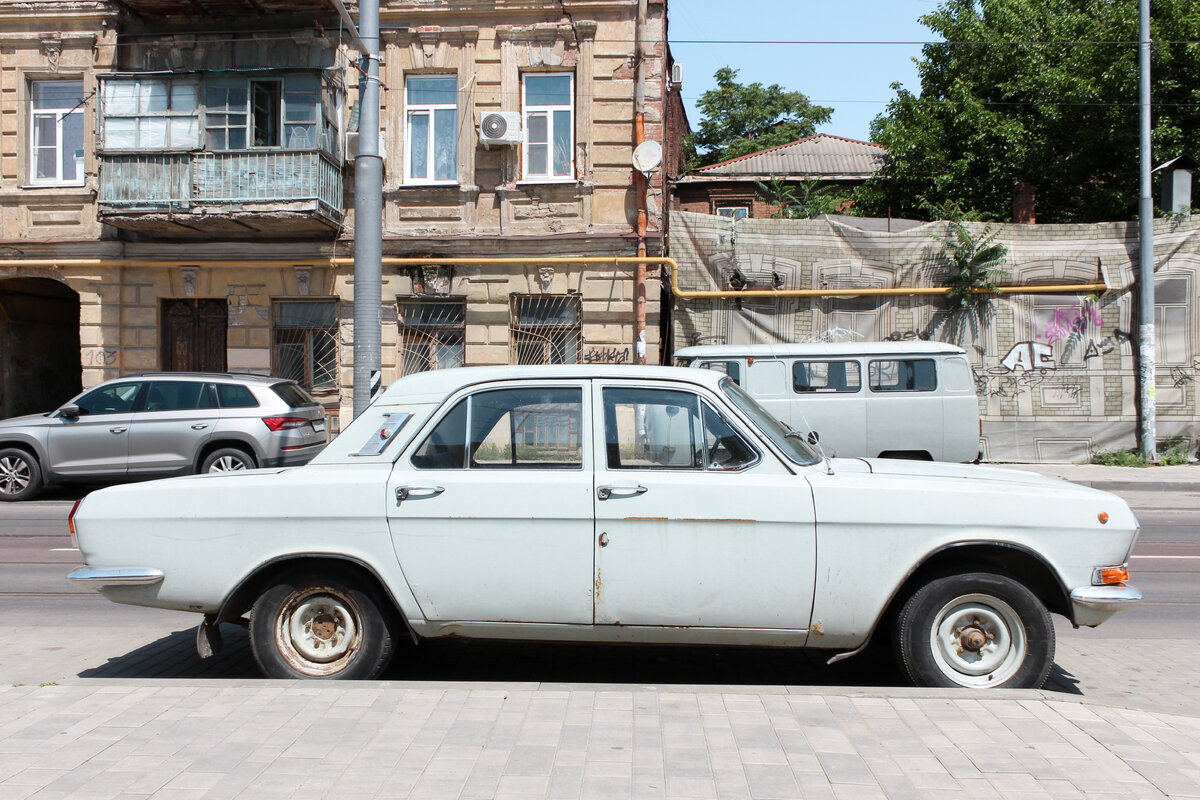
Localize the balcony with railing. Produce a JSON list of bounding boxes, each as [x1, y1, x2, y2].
[[99, 150, 344, 238], [96, 70, 345, 239]]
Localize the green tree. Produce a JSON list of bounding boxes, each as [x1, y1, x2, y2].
[[753, 176, 850, 218], [687, 67, 833, 168], [855, 0, 1200, 223]]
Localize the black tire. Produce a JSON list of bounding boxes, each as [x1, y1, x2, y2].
[[896, 571, 1054, 689], [0, 448, 43, 502], [201, 447, 255, 473], [249, 568, 394, 679]]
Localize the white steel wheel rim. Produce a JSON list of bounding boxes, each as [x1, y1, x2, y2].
[[929, 593, 1026, 688], [0, 456, 31, 494], [275, 588, 361, 676], [209, 455, 247, 472]]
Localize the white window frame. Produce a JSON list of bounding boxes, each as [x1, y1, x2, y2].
[[404, 74, 459, 185], [29, 80, 85, 187], [521, 72, 574, 183]]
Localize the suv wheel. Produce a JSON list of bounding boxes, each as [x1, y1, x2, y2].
[[202, 448, 256, 473], [0, 448, 44, 502]]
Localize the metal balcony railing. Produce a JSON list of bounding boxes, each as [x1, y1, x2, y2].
[[98, 150, 344, 220]]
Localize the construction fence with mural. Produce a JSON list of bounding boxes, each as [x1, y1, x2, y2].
[[667, 210, 1200, 463]]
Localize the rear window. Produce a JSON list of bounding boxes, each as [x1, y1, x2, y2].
[[214, 383, 259, 408], [271, 382, 319, 408]]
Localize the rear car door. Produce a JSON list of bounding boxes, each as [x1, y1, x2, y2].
[[126, 380, 216, 475], [385, 381, 596, 624], [45, 381, 143, 478]]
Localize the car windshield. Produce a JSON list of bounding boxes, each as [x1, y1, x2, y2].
[[720, 377, 821, 466]]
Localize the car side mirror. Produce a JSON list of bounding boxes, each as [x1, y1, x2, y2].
[[59, 404, 80, 420], [807, 431, 820, 445]]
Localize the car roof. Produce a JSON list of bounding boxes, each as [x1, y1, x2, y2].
[[375, 365, 728, 405], [674, 341, 967, 358], [111, 372, 287, 385]]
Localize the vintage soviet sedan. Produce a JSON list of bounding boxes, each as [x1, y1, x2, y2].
[[68, 366, 1142, 687]]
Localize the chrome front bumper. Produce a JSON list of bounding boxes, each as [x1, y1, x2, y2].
[[1070, 583, 1144, 611], [67, 567, 164, 589]]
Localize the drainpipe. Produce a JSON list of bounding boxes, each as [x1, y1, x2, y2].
[[633, 0, 648, 364]]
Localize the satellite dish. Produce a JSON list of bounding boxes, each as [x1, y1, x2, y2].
[[632, 141, 662, 174]]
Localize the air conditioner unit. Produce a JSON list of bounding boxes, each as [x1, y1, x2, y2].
[[479, 112, 522, 146]]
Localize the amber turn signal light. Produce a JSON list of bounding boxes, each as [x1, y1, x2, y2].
[[1098, 566, 1130, 585]]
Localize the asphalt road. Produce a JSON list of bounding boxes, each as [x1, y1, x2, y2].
[[1, 484, 1197, 689]]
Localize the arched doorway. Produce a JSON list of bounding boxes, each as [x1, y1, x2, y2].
[[0, 277, 81, 419]]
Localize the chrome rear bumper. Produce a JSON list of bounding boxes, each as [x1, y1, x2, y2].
[[67, 567, 164, 589]]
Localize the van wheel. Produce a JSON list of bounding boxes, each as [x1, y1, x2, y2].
[[0, 448, 43, 502], [201, 448, 255, 473], [896, 571, 1054, 689]]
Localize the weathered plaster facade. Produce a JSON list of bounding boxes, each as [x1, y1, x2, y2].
[[0, 0, 669, 426], [669, 210, 1200, 463]]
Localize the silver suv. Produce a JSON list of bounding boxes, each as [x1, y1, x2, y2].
[[0, 372, 328, 501]]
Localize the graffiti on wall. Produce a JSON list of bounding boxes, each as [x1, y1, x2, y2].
[[582, 346, 630, 364], [975, 341, 1080, 401], [1170, 357, 1200, 387]]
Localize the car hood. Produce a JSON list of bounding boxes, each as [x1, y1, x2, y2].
[[0, 411, 55, 429], [849, 457, 1082, 491]]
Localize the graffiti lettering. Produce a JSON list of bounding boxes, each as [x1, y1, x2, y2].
[[1000, 342, 1055, 372], [883, 330, 928, 342], [582, 346, 630, 364], [1042, 303, 1103, 344], [1170, 357, 1200, 387], [1083, 328, 1132, 361], [82, 349, 117, 366]]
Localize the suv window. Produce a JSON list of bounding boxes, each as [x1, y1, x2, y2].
[[214, 383, 259, 408], [412, 387, 583, 470], [144, 381, 214, 412], [793, 360, 861, 393], [869, 359, 937, 393], [271, 382, 318, 408], [75, 382, 143, 415]]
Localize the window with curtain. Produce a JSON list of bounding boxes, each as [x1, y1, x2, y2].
[[101, 77, 200, 150], [521, 73, 573, 181], [399, 298, 465, 375], [405, 75, 458, 183], [30, 80, 85, 185]]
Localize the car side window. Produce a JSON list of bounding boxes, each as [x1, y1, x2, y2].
[[697, 360, 741, 385], [75, 382, 143, 415], [793, 360, 861, 393], [603, 387, 757, 471], [144, 381, 209, 412], [215, 384, 259, 408], [869, 359, 937, 392], [412, 387, 583, 470]]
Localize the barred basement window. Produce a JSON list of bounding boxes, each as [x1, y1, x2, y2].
[[400, 298, 465, 375], [511, 295, 580, 365], [273, 300, 337, 391]]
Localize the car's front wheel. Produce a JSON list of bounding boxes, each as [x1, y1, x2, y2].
[[896, 571, 1054, 689], [0, 448, 43, 502], [201, 447, 255, 473], [249, 569, 394, 679]]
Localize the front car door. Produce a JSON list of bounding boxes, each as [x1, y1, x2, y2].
[[45, 381, 143, 478], [591, 380, 817, 633], [386, 381, 595, 625]]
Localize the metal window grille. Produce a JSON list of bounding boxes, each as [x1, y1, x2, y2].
[[273, 300, 337, 391], [399, 299, 465, 375], [511, 295, 580, 365]]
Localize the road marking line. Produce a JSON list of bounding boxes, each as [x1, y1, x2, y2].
[[1132, 554, 1200, 561], [49, 548, 79, 552]]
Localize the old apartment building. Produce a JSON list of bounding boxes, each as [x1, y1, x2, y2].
[[0, 0, 673, 428]]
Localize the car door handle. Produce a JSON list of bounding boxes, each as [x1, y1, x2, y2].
[[597, 485, 647, 500], [191, 423, 208, 430], [109, 427, 127, 434], [395, 486, 445, 504]]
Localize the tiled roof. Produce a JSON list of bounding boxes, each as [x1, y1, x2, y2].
[[686, 134, 887, 180]]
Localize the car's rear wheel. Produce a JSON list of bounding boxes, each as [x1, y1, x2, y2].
[[201, 447, 255, 473], [249, 569, 394, 679], [0, 448, 43, 502], [896, 571, 1054, 689]]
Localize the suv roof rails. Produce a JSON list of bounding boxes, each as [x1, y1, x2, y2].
[[121, 371, 284, 382]]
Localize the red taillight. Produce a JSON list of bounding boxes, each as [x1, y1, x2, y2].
[[262, 417, 310, 431], [68, 499, 82, 546]]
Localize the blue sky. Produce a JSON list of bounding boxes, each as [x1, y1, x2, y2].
[[667, 1, 944, 143]]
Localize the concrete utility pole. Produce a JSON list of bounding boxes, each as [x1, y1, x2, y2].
[[352, 0, 383, 419], [1137, 0, 1156, 460]]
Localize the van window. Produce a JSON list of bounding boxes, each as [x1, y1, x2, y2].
[[869, 359, 937, 393], [793, 360, 861, 393], [696, 360, 741, 385]]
